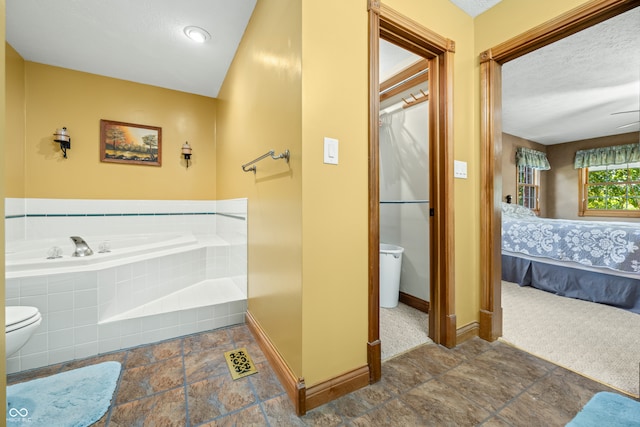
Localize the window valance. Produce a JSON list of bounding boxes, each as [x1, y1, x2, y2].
[[516, 147, 550, 170], [574, 143, 640, 169]]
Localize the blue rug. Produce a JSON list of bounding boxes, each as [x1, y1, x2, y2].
[[6, 361, 121, 427], [567, 392, 640, 426]]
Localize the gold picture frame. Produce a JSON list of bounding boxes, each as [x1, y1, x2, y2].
[[100, 119, 162, 166]]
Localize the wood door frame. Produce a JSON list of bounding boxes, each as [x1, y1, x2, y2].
[[479, 0, 639, 341], [368, 0, 456, 382]]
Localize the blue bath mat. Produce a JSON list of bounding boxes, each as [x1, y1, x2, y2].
[[6, 361, 121, 427], [566, 392, 640, 426]]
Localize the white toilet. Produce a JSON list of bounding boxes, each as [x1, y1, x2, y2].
[[6, 306, 42, 357]]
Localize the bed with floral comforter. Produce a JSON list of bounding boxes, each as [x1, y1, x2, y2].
[[501, 203, 640, 313], [501, 203, 640, 274]]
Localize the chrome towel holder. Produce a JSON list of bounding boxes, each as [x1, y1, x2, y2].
[[242, 149, 290, 174]]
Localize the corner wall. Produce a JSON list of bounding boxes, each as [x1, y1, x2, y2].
[[22, 62, 217, 200], [5, 43, 25, 198], [216, 0, 304, 376]]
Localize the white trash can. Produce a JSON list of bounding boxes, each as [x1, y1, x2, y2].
[[379, 243, 404, 308]]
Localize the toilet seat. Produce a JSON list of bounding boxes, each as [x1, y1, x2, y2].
[[6, 306, 42, 333]]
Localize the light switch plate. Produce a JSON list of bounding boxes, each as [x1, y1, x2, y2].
[[454, 160, 467, 178], [324, 137, 339, 165]]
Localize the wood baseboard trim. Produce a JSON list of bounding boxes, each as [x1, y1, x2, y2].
[[367, 339, 381, 383], [245, 311, 306, 415], [399, 292, 430, 313], [457, 321, 479, 344], [305, 365, 370, 412]]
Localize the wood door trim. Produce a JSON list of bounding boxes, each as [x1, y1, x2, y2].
[[368, 1, 457, 383], [479, 0, 638, 341]]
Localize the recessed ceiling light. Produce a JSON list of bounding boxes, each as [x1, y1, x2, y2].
[[184, 26, 211, 43]]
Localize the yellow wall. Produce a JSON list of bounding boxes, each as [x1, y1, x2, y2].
[[5, 43, 25, 198], [299, 0, 371, 384], [1, 0, 7, 406], [22, 62, 217, 200], [216, 0, 303, 375]]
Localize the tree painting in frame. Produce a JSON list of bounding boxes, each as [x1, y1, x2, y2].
[[100, 120, 162, 166]]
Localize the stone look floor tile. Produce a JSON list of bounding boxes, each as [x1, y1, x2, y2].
[[248, 361, 285, 401], [379, 354, 434, 395], [201, 403, 269, 426], [108, 386, 186, 426], [184, 345, 236, 383], [400, 378, 492, 425], [437, 360, 529, 412], [6, 324, 621, 427], [125, 338, 182, 368], [187, 374, 257, 425], [261, 394, 307, 427], [115, 355, 184, 404], [496, 387, 577, 427], [183, 329, 233, 355], [348, 397, 426, 426]]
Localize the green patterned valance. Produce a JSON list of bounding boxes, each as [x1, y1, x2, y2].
[[574, 143, 640, 169], [516, 147, 550, 170]]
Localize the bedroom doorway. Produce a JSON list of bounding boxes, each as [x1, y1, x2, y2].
[[478, 0, 639, 341], [368, 2, 456, 382]]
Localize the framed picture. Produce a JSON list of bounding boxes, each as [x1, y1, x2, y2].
[[100, 120, 162, 166]]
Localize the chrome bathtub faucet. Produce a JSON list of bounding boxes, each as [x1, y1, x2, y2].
[[70, 236, 94, 257]]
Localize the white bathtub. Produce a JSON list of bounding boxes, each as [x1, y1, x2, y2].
[[5, 233, 208, 277], [5, 230, 247, 374]]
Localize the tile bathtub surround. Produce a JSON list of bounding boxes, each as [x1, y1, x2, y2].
[[7, 325, 626, 426], [5, 198, 241, 240], [5, 198, 248, 375]]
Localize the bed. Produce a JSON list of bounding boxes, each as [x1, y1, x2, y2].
[[501, 203, 640, 314]]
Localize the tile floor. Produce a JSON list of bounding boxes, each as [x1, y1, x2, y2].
[[7, 323, 631, 426]]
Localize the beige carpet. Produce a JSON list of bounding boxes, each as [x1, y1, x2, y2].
[[501, 280, 640, 397], [380, 302, 430, 360]]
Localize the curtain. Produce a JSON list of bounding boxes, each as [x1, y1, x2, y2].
[[574, 143, 640, 169], [515, 147, 550, 170]]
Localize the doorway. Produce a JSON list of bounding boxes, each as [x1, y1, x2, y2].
[[378, 42, 432, 360], [478, 0, 638, 341], [367, 2, 456, 383]]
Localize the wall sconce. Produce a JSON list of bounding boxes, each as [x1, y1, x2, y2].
[[53, 127, 71, 158], [505, 194, 512, 204], [182, 142, 193, 168]]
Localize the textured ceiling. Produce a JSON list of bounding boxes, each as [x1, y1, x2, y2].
[[6, 0, 257, 98], [502, 6, 640, 145], [449, 0, 502, 17]]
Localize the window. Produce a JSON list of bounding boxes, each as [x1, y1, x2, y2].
[[579, 161, 640, 217], [517, 165, 540, 212]]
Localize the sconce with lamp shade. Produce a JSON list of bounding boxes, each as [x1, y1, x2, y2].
[[182, 142, 193, 168], [53, 127, 71, 158]]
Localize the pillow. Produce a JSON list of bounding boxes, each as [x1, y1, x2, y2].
[[501, 202, 536, 218]]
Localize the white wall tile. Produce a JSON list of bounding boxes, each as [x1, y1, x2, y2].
[[19, 332, 47, 355], [49, 329, 74, 350], [48, 347, 75, 365], [48, 310, 74, 332], [48, 292, 74, 313]]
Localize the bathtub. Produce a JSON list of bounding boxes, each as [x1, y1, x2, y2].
[[6, 233, 201, 277], [5, 230, 247, 374]]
